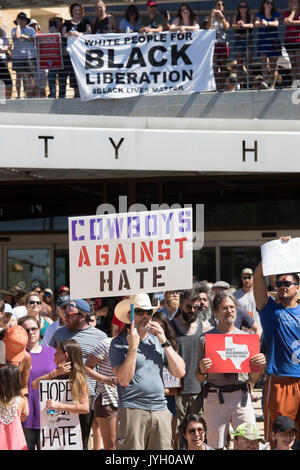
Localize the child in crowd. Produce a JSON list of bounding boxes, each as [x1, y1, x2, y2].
[[0, 364, 28, 450], [32, 339, 89, 415]]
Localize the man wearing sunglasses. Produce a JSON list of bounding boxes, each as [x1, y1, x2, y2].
[[109, 293, 185, 450], [49, 298, 107, 450], [253, 236, 300, 446]]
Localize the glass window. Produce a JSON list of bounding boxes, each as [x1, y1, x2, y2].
[[193, 247, 216, 283], [220, 246, 261, 286], [55, 249, 69, 294], [7, 249, 51, 291]]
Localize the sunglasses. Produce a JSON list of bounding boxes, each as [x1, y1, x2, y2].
[[29, 300, 42, 305], [187, 427, 205, 435], [242, 276, 252, 280], [275, 281, 298, 288], [266, 1, 273, 4], [63, 311, 81, 318], [134, 308, 153, 316], [217, 2, 225, 5], [25, 327, 39, 333], [239, 4, 247, 7]]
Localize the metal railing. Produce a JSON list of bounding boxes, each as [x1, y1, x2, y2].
[[0, 25, 298, 100]]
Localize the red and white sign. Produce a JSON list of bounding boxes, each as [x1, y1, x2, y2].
[[205, 334, 260, 373], [35, 33, 63, 70]]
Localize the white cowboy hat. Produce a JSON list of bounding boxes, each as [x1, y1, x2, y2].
[[114, 294, 160, 324]]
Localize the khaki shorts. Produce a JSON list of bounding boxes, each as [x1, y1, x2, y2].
[[203, 388, 256, 449], [116, 407, 173, 450]]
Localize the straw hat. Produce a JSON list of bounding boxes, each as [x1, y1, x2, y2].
[[115, 294, 160, 324]]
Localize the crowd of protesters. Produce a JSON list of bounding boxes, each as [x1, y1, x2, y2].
[[0, 0, 300, 97], [0, 235, 300, 451]]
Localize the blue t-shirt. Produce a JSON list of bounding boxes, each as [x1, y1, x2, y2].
[[259, 296, 300, 377], [109, 333, 167, 410]]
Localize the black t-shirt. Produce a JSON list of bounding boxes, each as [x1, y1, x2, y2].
[[63, 17, 90, 34], [92, 17, 112, 34]]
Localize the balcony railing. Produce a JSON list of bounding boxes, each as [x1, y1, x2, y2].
[[0, 25, 298, 100]]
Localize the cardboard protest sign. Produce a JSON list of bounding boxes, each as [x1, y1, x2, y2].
[[68, 208, 193, 299], [67, 30, 216, 100], [261, 238, 300, 276], [35, 33, 63, 70], [40, 380, 82, 450], [163, 367, 181, 389], [205, 334, 260, 373]]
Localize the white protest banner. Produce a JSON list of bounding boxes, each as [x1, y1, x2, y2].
[[261, 238, 300, 276], [68, 208, 193, 299], [67, 30, 216, 100], [40, 380, 82, 450]]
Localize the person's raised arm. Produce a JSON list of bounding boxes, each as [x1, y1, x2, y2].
[[253, 261, 269, 311], [112, 321, 140, 387]]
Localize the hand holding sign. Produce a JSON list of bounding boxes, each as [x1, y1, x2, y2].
[[126, 321, 140, 351], [198, 357, 213, 374], [261, 236, 300, 276]]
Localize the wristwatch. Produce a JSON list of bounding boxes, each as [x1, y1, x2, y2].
[[161, 339, 171, 348]]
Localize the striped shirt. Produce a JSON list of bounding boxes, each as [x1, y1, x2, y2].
[[49, 326, 107, 396], [92, 337, 118, 408]]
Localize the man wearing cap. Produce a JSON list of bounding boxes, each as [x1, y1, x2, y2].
[[49, 298, 107, 450], [109, 294, 185, 450], [0, 301, 17, 331], [253, 236, 300, 445], [234, 268, 261, 327], [139, 1, 165, 33], [42, 295, 69, 346], [233, 423, 267, 450], [211, 280, 230, 297], [271, 416, 298, 450]]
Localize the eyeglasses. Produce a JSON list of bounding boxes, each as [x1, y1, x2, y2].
[[275, 281, 298, 288], [63, 312, 81, 318], [276, 430, 296, 438], [134, 308, 153, 316], [183, 304, 200, 311], [25, 327, 39, 333], [242, 276, 252, 280], [187, 427, 205, 435], [29, 300, 42, 305]]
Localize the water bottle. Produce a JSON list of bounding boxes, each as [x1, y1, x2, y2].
[[47, 409, 56, 424], [126, 26, 131, 34]]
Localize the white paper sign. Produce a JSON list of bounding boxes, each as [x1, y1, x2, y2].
[[67, 30, 216, 101], [163, 366, 181, 389], [40, 380, 82, 450], [261, 238, 300, 276], [68, 208, 193, 299]]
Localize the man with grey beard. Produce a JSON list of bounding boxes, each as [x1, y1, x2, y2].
[[170, 289, 206, 447]]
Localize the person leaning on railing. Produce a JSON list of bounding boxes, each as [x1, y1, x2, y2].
[[283, 0, 300, 82], [207, 1, 230, 91], [61, 3, 92, 98], [0, 24, 12, 99], [254, 0, 280, 89], [231, 1, 254, 86], [169, 3, 200, 32], [11, 12, 37, 99]]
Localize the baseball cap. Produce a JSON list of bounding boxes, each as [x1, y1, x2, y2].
[[241, 268, 253, 276], [147, 0, 157, 6], [58, 286, 70, 294], [44, 288, 53, 296], [4, 303, 13, 315], [56, 295, 70, 308], [234, 423, 264, 442], [272, 416, 298, 433], [66, 299, 90, 315], [212, 281, 230, 289], [3, 325, 28, 363]]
